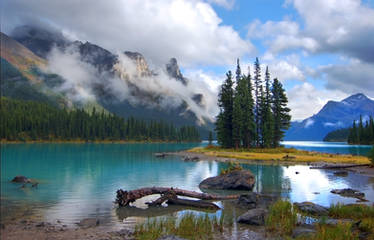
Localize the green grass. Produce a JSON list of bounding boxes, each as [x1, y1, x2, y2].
[[189, 146, 371, 164], [265, 200, 297, 236], [134, 213, 224, 240], [328, 203, 374, 219], [368, 146, 374, 165], [304, 222, 359, 240]]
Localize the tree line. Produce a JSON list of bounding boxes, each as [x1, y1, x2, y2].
[[0, 97, 200, 142], [216, 58, 291, 148], [347, 115, 374, 144]]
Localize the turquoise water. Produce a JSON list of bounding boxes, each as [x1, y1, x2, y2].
[[282, 141, 372, 156], [1, 142, 373, 227]]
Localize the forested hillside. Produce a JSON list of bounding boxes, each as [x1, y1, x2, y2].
[[0, 97, 200, 142]]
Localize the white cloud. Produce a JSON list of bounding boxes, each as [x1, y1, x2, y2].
[[250, 0, 374, 63], [206, 0, 235, 9], [288, 82, 347, 120], [2, 0, 254, 67]]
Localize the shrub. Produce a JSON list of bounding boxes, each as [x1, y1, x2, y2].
[[220, 161, 243, 175], [265, 200, 297, 236]]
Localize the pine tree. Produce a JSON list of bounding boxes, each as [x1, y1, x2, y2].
[[271, 78, 291, 147], [261, 66, 274, 148], [358, 115, 364, 144], [253, 57, 262, 146], [208, 131, 213, 145], [216, 71, 234, 148], [242, 67, 255, 148], [232, 59, 243, 148]]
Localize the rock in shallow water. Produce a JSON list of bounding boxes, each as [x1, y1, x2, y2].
[[237, 208, 268, 225], [11, 176, 31, 183], [199, 170, 255, 190], [294, 202, 329, 216], [330, 188, 365, 199]]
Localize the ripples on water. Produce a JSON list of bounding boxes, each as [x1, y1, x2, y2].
[[1, 142, 373, 229]]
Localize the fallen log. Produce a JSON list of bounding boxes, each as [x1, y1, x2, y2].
[[115, 187, 239, 207], [309, 164, 370, 169]]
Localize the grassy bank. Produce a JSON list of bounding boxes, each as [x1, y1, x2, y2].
[[188, 146, 370, 164]]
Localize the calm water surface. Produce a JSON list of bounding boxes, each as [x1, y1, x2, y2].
[[1, 142, 373, 228]]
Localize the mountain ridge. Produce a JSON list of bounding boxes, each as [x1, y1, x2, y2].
[[285, 93, 374, 141]]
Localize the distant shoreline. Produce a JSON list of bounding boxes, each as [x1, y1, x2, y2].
[[184, 146, 371, 165]]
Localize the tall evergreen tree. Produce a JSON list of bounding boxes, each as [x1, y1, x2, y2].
[[216, 71, 234, 148], [232, 59, 243, 148], [242, 67, 256, 148], [261, 66, 274, 147], [253, 57, 262, 146], [208, 131, 213, 145], [271, 78, 291, 147]]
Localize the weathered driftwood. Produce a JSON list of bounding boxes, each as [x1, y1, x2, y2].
[[115, 187, 238, 208], [309, 164, 370, 169]]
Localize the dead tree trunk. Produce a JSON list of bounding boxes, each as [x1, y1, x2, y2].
[[115, 187, 239, 208]]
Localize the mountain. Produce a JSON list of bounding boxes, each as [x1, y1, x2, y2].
[[285, 93, 374, 141], [1, 25, 214, 137]]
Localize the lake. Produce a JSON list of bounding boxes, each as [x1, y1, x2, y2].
[[1, 142, 373, 228], [282, 141, 372, 156]]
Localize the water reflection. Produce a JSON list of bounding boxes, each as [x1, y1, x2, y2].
[[1, 143, 374, 226]]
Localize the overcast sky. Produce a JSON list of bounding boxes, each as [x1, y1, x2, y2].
[[1, 0, 374, 120]]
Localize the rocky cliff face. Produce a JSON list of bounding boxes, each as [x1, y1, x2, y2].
[[124, 51, 153, 77], [166, 58, 187, 85]]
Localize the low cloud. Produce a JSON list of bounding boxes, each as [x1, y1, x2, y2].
[[42, 47, 218, 124]]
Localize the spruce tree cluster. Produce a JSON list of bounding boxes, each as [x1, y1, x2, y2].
[[347, 115, 374, 144], [216, 58, 291, 148], [0, 97, 200, 142]]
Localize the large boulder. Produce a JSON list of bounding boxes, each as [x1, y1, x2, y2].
[[237, 208, 268, 225], [294, 202, 329, 216], [199, 170, 255, 190], [11, 176, 31, 183]]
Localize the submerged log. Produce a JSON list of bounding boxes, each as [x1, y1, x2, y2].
[[309, 164, 370, 169], [115, 187, 238, 207]]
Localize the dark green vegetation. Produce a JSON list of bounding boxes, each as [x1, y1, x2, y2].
[[265, 200, 374, 240], [324, 115, 374, 145], [323, 128, 350, 142], [134, 213, 224, 240], [216, 58, 290, 149], [348, 115, 374, 144], [0, 97, 200, 142]]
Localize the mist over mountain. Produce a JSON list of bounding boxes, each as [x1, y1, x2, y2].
[[285, 93, 374, 141], [1, 25, 217, 136]]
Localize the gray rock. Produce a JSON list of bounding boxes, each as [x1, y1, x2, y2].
[[237, 193, 258, 209], [294, 202, 329, 216], [333, 171, 348, 177], [77, 218, 100, 228], [157, 235, 187, 240], [237, 208, 267, 225], [292, 227, 316, 238], [155, 153, 166, 158], [331, 188, 365, 199], [199, 170, 255, 190], [11, 176, 31, 183]]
